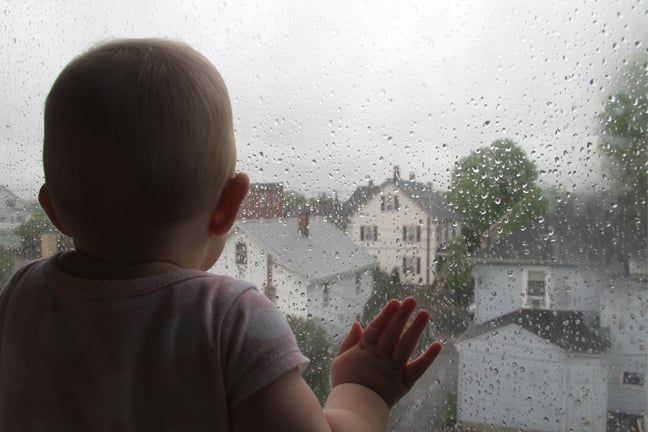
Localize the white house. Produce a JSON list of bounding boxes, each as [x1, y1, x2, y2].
[[0, 186, 31, 250], [456, 215, 647, 432], [343, 168, 461, 286], [210, 214, 377, 339]]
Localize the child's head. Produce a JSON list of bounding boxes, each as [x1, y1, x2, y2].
[[41, 39, 240, 261]]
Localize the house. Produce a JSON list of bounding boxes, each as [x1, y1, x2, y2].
[[0, 186, 31, 250], [343, 167, 461, 286], [456, 212, 647, 432], [209, 213, 377, 338]]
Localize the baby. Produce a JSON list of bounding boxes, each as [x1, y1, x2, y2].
[[0, 38, 442, 431]]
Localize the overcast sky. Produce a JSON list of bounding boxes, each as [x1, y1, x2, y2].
[[1, 0, 646, 200]]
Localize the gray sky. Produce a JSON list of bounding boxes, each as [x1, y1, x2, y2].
[[1, 0, 646, 200]]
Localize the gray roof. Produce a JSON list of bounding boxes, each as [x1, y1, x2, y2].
[[397, 180, 461, 220], [459, 309, 610, 354], [237, 217, 377, 282], [473, 199, 642, 275], [341, 184, 382, 219], [342, 179, 460, 221]]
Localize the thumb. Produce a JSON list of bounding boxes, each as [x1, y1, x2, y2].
[[338, 321, 363, 355]]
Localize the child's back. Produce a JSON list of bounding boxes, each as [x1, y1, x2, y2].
[[0, 38, 442, 431]]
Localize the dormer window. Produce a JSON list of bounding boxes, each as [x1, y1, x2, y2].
[[235, 241, 248, 265], [523, 269, 549, 309], [380, 194, 400, 212]]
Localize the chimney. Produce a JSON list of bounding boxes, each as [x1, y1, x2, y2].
[[368, 179, 374, 187], [298, 210, 310, 237], [393, 166, 401, 184], [409, 172, 416, 181]]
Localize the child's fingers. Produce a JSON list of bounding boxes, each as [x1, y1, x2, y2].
[[362, 299, 400, 345], [377, 297, 417, 352], [392, 310, 429, 364], [338, 321, 363, 355], [404, 341, 443, 388]]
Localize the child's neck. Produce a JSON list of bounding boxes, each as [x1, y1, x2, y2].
[[56, 250, 183, 280]]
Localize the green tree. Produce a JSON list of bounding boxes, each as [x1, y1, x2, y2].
[[598, 58, 647, 198], [447, 138, 548, 252], [283, 190, 308, 217], [14, 206, 73, 259], [438, 238, 473, 308], [361, 268, 403, 326], [15, 206, 57, 259], [597, 56, 647, 256], [286, 315, 332, 404], [0, 244, 15, 287]]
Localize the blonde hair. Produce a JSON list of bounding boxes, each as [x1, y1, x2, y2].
[[43, 39, 234, 240]]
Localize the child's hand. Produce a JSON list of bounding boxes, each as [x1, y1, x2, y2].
[[330, 297, 442, 407]]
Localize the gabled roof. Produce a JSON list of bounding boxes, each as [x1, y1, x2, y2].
[[342, 179, 460, 221], [397, 180, 460, 220], [341, 183, 381, 219], [236, 217, 377, 282], [474, 204, 633, 273], [459, 309, 610, 354]]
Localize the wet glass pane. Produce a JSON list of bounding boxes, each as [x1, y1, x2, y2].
[[1, 1, 646, 431]]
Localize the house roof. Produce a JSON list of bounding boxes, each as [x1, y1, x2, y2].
[[236, 216, 377, 282], [459, 309, 610, 354], [341, 183, 382, 219], [473, 206, 635, 275], [342, 179, 460, 221]]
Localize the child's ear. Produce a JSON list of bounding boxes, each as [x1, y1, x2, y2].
[[209, 173, 250, 236], [38, 184, 72, 236]]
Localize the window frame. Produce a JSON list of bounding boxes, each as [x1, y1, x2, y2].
[[621, 371, 646, 389], [522, 268, 550, 309], [402, 224, 422, 242], [402, 256, 421, 275], [235, 240, 248, 265], [360, 225, 378, 241]]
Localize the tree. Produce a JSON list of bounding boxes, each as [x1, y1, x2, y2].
[[447, 138, 548, 252], [286, 315, 332, 404], [361, 268, 402, 326], [598, 58, 647, 198], [438, 238, 473, 308], [597, 56, 647, 257], [14, 206, 73, 259], [283, 190, 308, 217], [0, 244, 15, 288]]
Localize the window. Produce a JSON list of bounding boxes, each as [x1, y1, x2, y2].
[[622, 372, 645, 387], [402, 256, 421, 275], [3, 2, 645, 431], [380, 194, 399, 212], [235, 241, 248, 265], [523, 269, 548, 309], [402, 224, 421, 242], [322, 283, 330, 307], [360, 225, 378, 241]]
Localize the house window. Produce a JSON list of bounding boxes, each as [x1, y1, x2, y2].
[[622, 372, 645, 387], [524, 269, 548, 309], [360, 225, 378, 241], [380, 194, 399, 212], [322, 283, 330, 306], [235, 241, 248, 265], [402, 224, 421, 242], [435, 222, 447, 244], [402, 256, 421, 275]]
